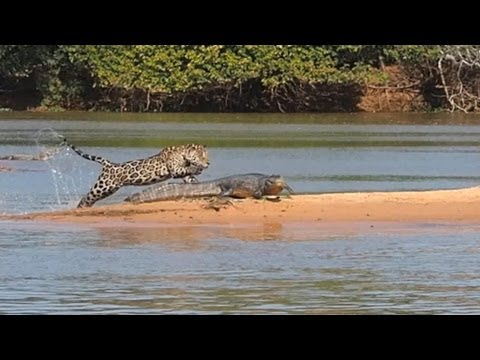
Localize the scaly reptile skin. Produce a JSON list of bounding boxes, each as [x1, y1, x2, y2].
[[125, 173, 294, 204]]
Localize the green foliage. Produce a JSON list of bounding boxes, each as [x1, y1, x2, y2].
[[65, 45, 387, 93], [0, 45, 472, 112], [384, 45, 442, 64], [330, 45, 441, 66], [37, 46, 95, 109], [0, 45, 94, 109], [0, 45, 56, 95], [0, 45, 55, 80]]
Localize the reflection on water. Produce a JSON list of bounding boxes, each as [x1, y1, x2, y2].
[[92, 222, 286, 249], [2, 113, 480, 314], [1, 221, 480, 314], [2, 110, 480, 124], [4, 113, 480, 148]]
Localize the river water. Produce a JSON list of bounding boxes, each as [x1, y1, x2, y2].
[[1, 112, 480, 314]]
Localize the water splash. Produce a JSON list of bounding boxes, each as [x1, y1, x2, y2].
[[34, 127, 65, 148], [32, 128, 87, 211]]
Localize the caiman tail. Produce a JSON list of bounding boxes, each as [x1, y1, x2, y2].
[[125, 182, 222, 204], [62, 138, 112, 166]]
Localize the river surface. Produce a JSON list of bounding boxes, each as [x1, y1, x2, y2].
[[1, 112, 480, 314]]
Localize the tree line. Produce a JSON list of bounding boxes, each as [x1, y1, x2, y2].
[[1, 45, 478, 112]]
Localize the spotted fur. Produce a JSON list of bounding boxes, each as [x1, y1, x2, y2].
[[63, 138, 209, 208]]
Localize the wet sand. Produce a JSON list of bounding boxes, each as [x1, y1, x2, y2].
[[3, 186, 480, 226]]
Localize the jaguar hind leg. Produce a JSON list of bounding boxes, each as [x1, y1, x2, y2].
[[77, 183, 121, 208]]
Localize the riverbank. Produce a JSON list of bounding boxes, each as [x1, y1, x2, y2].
[[3, 186, 480, 226]]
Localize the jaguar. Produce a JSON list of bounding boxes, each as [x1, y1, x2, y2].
[[63, 138, 209, 208]]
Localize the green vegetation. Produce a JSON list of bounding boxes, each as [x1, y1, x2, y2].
[[1, 45, 478, 113]]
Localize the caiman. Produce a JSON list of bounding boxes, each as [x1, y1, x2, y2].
[[125, 173, 294, 204]]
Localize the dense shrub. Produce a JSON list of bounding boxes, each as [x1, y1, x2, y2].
[[3, 45, 478, 112]]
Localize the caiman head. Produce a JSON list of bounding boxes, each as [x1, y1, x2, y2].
[[264, 175, 294, 196]]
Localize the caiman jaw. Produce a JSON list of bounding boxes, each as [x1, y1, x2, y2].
[[264, 178, 294, 196], [276, 178, 294, 195], [283, 182, 294, 194]]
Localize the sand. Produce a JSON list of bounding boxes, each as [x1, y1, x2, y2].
[[3, 186, 480, 226]]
